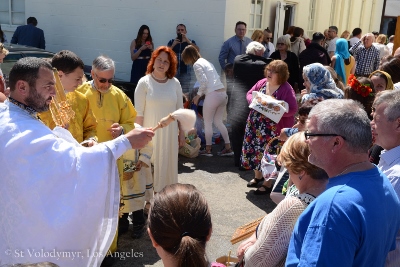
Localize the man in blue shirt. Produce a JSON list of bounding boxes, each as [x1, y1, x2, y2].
[[11, 17, 45, 49], [167, 24, 199, 93], [286, 99, 400, 267], [218, 21, 251, 77]]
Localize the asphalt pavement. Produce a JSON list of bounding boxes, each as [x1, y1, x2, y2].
[[113, 143, 278, 267]]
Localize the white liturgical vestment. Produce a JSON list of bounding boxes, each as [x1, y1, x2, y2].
[[0, 100, 131, 267]]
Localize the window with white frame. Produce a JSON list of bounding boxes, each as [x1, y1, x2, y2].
[[306, 0, 316, 38], [248, 0, 264, 37], [0, 0, 25, 25]]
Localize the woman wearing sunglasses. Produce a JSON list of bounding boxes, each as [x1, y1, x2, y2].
[[134, 46, 184, 194], [269, 35, 300, 93]]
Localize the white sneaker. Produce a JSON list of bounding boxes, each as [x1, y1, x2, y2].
[[218, 148, 234, 156]]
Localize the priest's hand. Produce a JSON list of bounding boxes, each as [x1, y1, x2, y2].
[[125, 127, 154, 149]]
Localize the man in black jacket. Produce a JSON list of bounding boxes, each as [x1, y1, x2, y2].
[[229, 41, 272, 168], [298, 32, 331, 89]]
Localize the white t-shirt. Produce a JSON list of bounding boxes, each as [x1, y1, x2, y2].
[[387, 42, 394, 55], [349, 37, 360, 47], [328, 37, 339, 53]]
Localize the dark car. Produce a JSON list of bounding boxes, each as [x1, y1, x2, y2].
[[2, 44, 136, 101], [2, 44, 54, 82]]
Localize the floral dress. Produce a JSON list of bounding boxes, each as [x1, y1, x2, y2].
[[241, 84, 281, 171]]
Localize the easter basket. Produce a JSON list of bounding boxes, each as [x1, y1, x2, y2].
[[249, 91, 288, 123], [179, 137, 201, 158]]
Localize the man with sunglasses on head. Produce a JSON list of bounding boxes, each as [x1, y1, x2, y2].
[[261, 28, 275, 58], [78, 55, 137, 261], [298, 32, 332, 89], [286, 99, 400, 267]]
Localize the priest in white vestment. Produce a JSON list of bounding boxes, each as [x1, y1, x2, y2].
[[0, 57, 153, 267]]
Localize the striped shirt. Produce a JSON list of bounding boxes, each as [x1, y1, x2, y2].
[[378, 145, 400, 267], [349, 40, 380, 76], [218, 35, 251, 69]]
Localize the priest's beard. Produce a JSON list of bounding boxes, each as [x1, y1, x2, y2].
[[25, 86, 50, 112]]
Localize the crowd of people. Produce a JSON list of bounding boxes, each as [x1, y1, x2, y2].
[[0, 19, 400, 267]]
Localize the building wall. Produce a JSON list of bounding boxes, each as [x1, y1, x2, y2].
[[258, 0, 385, 43], [4, 0, 387, 80], [24, 0, 227, 81]]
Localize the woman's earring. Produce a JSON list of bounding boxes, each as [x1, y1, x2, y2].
[[299, 175, 303, 180]]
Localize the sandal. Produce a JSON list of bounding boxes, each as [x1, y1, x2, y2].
[[247, 177, 264, 188], [254, 185, 273, 195], [199, 149, 213, 157]]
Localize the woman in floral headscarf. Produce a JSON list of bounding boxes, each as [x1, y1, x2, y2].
[[331, 38, 355, 83], [301, 63, 344, 103]]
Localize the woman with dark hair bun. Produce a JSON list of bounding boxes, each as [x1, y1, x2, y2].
[[130, 25, 154, 84], [148, 183, 212, 267], [345, 76, 375, 119]]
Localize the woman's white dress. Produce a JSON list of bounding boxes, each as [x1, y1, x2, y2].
[[135, 74, 183, 192]]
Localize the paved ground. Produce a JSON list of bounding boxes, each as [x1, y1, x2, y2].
[[112, 144, 278, 266]]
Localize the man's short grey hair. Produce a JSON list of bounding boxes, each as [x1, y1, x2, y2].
[[92, 55, 115, 71], [246, 41, 266, 55], [309, 99, 372, 153], [373, 90, 400, 122]]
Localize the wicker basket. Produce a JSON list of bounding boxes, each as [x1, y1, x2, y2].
[[230, 216, 265, 244], [179, 137, 201, 158]]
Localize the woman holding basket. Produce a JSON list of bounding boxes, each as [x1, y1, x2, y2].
[[242, 60, 297, 195]]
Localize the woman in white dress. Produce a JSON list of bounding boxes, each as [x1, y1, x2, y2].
[[134, 46, 184, 193]]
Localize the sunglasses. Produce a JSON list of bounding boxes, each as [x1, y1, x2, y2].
[[277, 43, 285, 45], [94, 72, 114, 84], [304, 130, 346, 140]]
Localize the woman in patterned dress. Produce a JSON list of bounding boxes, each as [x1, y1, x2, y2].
[[237, 132, 329, 267], [242, 60, 297, 194]]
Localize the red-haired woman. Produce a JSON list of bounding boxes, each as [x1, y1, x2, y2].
[[134, 46, 184, 193]]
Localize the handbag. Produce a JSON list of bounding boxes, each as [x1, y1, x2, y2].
[[249, 91, 289, 123]]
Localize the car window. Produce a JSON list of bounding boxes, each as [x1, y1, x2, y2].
[[2, 54, 23, 81], [22, 53, 54, 59]]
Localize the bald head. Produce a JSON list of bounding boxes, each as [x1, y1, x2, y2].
[[363, 33, 375, 48]]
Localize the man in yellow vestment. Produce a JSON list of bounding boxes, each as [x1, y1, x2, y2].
[[78, 55, 137, 260], [39, 50, 98, 145]]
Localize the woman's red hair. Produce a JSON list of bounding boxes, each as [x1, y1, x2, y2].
[[146, 46, 178, 79]]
